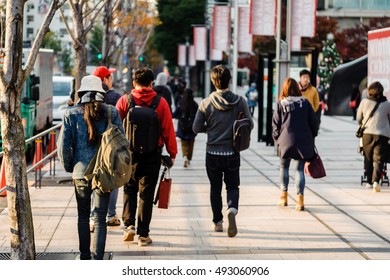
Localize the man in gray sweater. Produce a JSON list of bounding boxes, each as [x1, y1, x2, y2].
[[193, 65, 253, 237]]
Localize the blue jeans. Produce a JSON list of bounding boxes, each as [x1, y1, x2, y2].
[[92, 188, 110, 260], [74, 179, 109, 260], [280, 158, 305, 195], [90, 187, 118, 220], [206, 153, 240, 224]]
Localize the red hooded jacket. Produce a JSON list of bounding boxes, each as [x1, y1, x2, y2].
[[116, 87, 177, 159]]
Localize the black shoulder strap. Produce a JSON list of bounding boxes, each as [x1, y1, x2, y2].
[[150, 95, 161, 109], [126, 92, 135, 108], [362, 101, 381, 128]]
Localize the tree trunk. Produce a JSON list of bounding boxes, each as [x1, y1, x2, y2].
[[1, 0, 36, 260]]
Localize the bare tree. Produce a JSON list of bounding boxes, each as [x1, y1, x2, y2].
[[59, 0, 107, 98], [0, 0, 64, 260]]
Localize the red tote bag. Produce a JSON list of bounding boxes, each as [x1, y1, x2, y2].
[[304, 148, 326, 179]]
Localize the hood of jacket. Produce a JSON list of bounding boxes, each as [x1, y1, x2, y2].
[[155, 73, 168, 86], [280, 96, 307, 113], [209, 90, 240, 111], [131, 87, 157, 105]]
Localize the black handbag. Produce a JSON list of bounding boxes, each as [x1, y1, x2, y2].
[[356, 102, 380, 138]]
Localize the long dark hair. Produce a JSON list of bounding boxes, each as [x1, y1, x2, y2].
[[84, 101, 105, 145], [179, 88, 194, 114]]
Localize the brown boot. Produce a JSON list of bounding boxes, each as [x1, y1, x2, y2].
[[277, 191, 288, 206], [295, 194, 304, 211]]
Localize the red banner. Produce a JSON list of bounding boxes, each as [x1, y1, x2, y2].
[[250, 0, 276, 36], [291, 0, 317, 38], [193, 27, 207, 61], [238, 7, 252, 53], [212, 6, 230, 52]]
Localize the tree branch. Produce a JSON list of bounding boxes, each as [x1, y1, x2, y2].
[[23, 0, 62, 81]]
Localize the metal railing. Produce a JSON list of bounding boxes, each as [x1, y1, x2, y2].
[[0, 122, 63, 193]]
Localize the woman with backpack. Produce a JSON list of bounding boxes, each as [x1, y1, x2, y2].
[[57, 75, 124, 260], [173, 88, 198, 167]]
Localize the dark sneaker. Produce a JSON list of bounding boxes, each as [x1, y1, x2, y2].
[[123, 225, 136, 242], [227, 208, 238, 238], [138, 236, 152, 246], [107, 216, 121, 226]]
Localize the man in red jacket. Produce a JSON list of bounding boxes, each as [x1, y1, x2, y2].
[[116, 67, 177, 246]]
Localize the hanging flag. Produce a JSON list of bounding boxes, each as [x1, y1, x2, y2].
[[178, 45, 186, 66], [193, 27, 207, 61], [211, 49, 223, 61], [212, 5, 230, 52], [250, 0, 276, 36], [189, 45, 196, 66], [238, 7, 252, 53], [291, 0, 317, 38], [291, 35, 301, 51]]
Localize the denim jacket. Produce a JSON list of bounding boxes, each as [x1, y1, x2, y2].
[[57, 103, 124, 179]]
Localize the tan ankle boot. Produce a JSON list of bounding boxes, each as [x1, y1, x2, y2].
[[295, 194, 304, 211], [277, 191, 288, 206]]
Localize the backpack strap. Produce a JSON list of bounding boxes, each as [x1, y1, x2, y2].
[[107, 105, 112, 125]]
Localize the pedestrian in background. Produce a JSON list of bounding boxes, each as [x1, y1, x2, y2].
[[91, 66, 122, 229], [153, 72, 173, 113], [245, 82, 258, 117], [350, 83, 361, 121], [193, 65, 253, 237], [172, 88, 198, 167], [57, 75, 124, 260], [357, 81, 390, 192], [299, 69, 320, 123], [272, 77, 318, 211]]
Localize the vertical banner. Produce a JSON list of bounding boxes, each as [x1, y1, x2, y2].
[[212, 5, 230, 52], [193, 27, 207, 61], [238, 7, 252, 53], [211, 49, 223, 61], [250, 0, 276, 36], [291, 35, 301, 51], [291, 0, 317, 38], [178, 45, 186, 66], [368, 27, 390, 98], [189, 45, 196, 66]]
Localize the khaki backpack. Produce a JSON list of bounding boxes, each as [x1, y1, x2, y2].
[[84, 106, 132, 193]]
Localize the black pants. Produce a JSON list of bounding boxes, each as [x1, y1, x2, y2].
[[362, 134, 389, 184], [206, 153, 240, 224], [122, 151, 161, 237]]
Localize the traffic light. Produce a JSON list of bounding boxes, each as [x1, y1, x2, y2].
[[97, 53, 102, 60], [139, 55, 144, 63]]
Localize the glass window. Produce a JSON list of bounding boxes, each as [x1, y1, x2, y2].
[[331, 0, 359, 8], [27, 15, 34, 23], [53, 81, 71, 97], [26, 28, 34, 36], [362, 0, 390, 9]]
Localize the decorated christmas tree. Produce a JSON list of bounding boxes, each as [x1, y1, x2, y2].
[[318, 34, 341, 107]]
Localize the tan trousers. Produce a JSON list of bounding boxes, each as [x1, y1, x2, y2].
[[181, 139, 195, 160]]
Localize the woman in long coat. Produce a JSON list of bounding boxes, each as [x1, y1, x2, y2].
[[272, 78, 319, 211]]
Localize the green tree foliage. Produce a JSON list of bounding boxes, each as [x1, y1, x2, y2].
[[41, 31, 62, 54], [61, 47, 73, 75], [153, 0, 205, 67], [318, 37, 341, 99], [89, 26, 103, 66]]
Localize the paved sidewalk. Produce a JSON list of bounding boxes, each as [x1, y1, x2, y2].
[[0, 113, 389, 260]]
